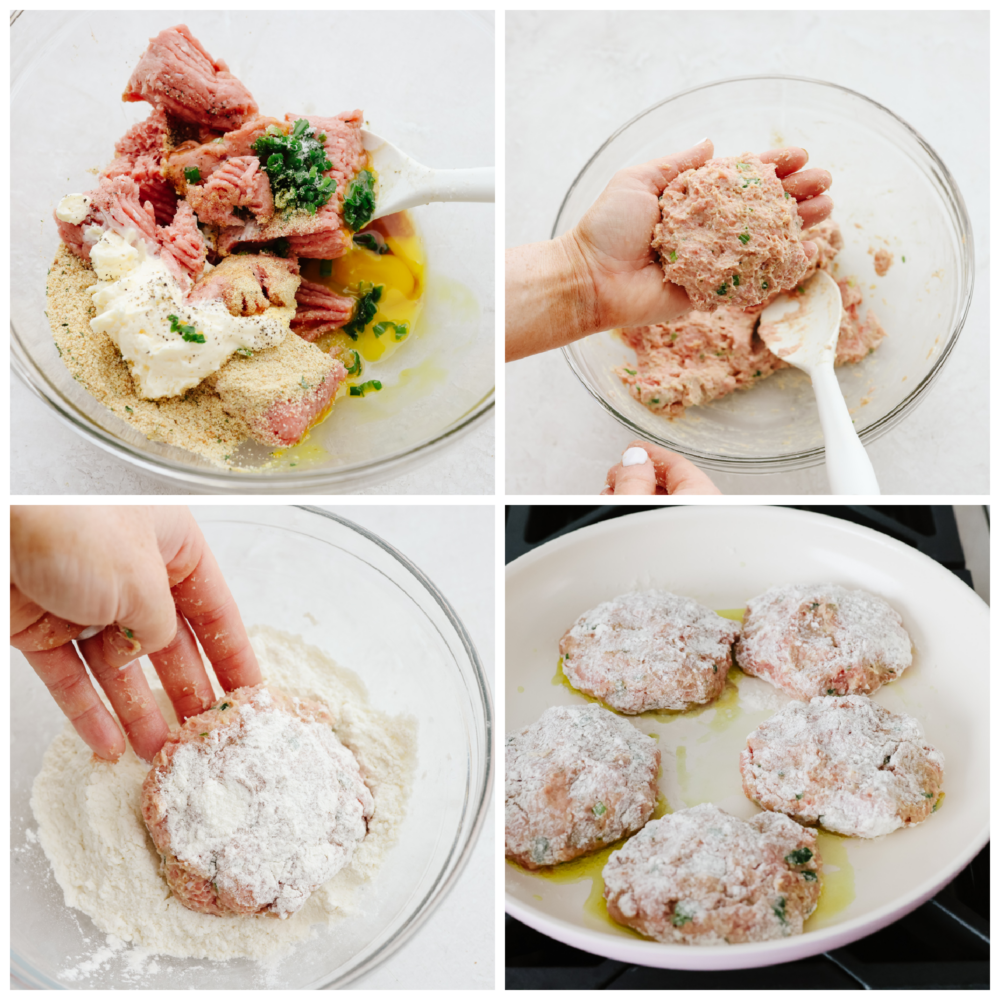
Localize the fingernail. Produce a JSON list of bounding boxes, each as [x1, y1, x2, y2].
[[622, 447, 649, 467], [109, 624, 141, 657], [695, 137, 708, 146]]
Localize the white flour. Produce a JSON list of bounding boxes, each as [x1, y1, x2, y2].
[[30, 625, 417, 968]]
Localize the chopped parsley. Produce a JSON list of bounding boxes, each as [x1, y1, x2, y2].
[[184, 166, 201, 184], [810, 602, 819, 610], [772, 897, 788, 924], [219, 702, 231, 711], [167, 314, 205, 344], [785, 191, 791, 199], [343, 282, 383, 339], [345, 350, 362, 376], [623, 368, 637, 376], [716, 281, 729, 296], [795, 793, 803, 800], [530, 837, 549, 864], [738, 232, 751, 245], [349, 379, 383, 397], [826, 689, 836, 695], [592, 801, 607, 817], [802, 870, 818, 882], [343, 170, 377, 231], [923, 791, 934, 799], [199, 732, 209, 738], [125, 405, 133, 414], [785, 847, 813, 866], [373, 320, 409, 341], [762, 280, 769, 290], [123, 628, 134, 640], [672, 901, 697, 927], [353, 231, 389, 254], [252, 118, 336, 215], [668, 249, 678, 263], [732, 273, 740, 286]]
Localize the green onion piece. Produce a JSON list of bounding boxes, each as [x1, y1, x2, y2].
[[592, 801, 607, 817], [738, 232, 751, 245], [353, 232, 390, 254], [345, 350, 361, 376], [668, 250, 678, 263], [343, 170, 377, 231], [184, 166, 201, 184], [349, 379, 383, 397], [802, 871, 817, 882], [343, 282, 384, 339]]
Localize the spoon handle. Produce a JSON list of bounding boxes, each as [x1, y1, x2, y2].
[[811, 364, 881, 495], [380, 167, 494, 215]]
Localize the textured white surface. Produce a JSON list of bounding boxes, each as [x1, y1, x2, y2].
[[10, 373, 495, 495], [506, 11, 988, 495]]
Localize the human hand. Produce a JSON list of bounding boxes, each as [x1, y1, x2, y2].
[[601, 441, 721, 496], [10, 506, 261, 763], [563, 140, 833, 332]]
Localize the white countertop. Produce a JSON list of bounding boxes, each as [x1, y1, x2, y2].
[[506, 11, 988, 495], [10, 374, 495, 496]]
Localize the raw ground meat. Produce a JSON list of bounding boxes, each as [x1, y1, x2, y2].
[[291, 280, 356, 341], [505, 704, 660, 869], [123, 24, 259, 131], [141, 684, 374, 918], [188, 254, 300, 317], [871, 247, 894, 276], [735, 583, 913, 701], [740, 695, 945, 838], [603, 803, 821, 944], [558, 590, 741, 713], [652, 153, 808, 311], [617, 219, 887, 417]]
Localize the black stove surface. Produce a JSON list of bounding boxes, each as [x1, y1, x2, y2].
[[505, 505, 989, 990]]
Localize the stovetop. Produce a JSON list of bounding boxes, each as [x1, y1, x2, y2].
[[504, 505, 989, 990]]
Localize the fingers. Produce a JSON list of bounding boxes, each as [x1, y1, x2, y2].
[[630, 139, 714, 196], [171, 544, 261, 692], [10, 610, 88, 652], [624, 440, 722, 495], [759, 147, 808, 178], [605, 447, 658, 495], [23, 645, 126, 762], [782, 168, 831, 202], [79, 636, 171, 763], [147, 613, 217, 723], [797, 194, 834, 229]]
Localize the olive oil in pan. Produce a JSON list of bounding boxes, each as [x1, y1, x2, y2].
[[806, 830, 857, 928]]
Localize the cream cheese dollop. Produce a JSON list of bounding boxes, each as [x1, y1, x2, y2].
[[88, 233, 292, 399], [56, 193, 91, 225]]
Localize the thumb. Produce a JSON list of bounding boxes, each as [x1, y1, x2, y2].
[[608, 447, 657, 495]]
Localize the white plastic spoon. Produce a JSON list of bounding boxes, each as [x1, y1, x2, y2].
[[360, 129, 494, 221], [759, 270, 880, 495]]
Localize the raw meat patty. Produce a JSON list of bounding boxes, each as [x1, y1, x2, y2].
[[735, 583, 912, 700], [141, 684, 374, 918], [603, 803, 821, 944], [652, 153, 808, 311], [740, 695, 945, 838], [617, 219, 887, 417], [505, 704, 660, 869], [559, 591, 741, 713]]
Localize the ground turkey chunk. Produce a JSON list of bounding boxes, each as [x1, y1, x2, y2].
[[559, 590, 741, 713], [740, 696, 945, 838], [735, 583, 912, 701], [505, 704, 660, 869], [653, 153, 808, 310], [141, 684, 374, 918], [603, 804, 821, 944], [617, 219, 886, 417]]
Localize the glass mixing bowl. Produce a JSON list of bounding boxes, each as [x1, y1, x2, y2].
[[11, 506, 493, 988], [554, 76, 973, 474], [11, 11, 494, 492]]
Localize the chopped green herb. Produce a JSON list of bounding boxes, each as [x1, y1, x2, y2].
[[826, 689, 836, 695], [716, 282, 729, 296], [167, 313, 205, 344], [668, 249, 678, 263], [797, 286, 806, 294], [252, 118, 336, 215], [753, 370, 761, 377], [373, 320, 409, 341], [623, 368, 637, 376], [353, 231, 390, 254], [393, 321, 409, 341], [784, 191, 791, 199], [795, 793, 803, 800], [349, 379, 383, 397], [785, 847, 813, 866], [319, 259, 333, 278], [670, 331, 679, 342], [343, 169, 377, 231], [884, 755, 891, 765], [712, 664, 717, 673], [902, 255, 906, 263], [343, 282, 383, 339], [236, 347, 253, 358], [530, 837, 550, 864], [737, 162, 751, 170], [123, 628, 134, 640], [125, 405, 133, 414], [184, 166, 201, 184], [810, 602, 819, 610], [761, 280, 769, 290], [219, 702, 231, 711], [738, 232, 751, 245], [923, 791, 934, 799], [732, 273, 740, 286], [772, 897, 788, 924], [672, 900, 697, 927], [802, 870, 818, 882], [593, 801, 607, 817], [651, 397, 660, 404], [345, 350, 362, 376], [199, 732, 209, 737]]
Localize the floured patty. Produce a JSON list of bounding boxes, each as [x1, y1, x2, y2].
[[505, 704, 660, 869], [740, 695, 945, 838], [141, 684, 374, 917], [603, 803, 821, 944], [735, 583, 912, 700], [559, 591, 741, 713]]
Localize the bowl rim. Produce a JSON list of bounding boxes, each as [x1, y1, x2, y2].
[[10, 9, 495, 492], [553, 74, 975, 474], [10, 504, 494, 989]]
